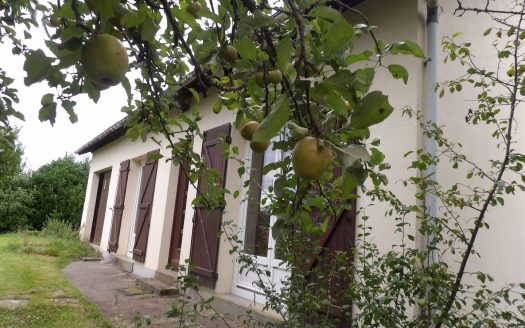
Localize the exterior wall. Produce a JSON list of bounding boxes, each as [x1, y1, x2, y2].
[[79, 89, 244, 285], [349, 0, 426, 252], [77, 0, 525, 310], [79, 129, 181, 276], [436, 1, 525, 288]]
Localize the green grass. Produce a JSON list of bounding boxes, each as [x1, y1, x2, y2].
[[0, 233, 112, 328]]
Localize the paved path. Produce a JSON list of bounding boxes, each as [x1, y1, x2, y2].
[[62, 260, 261, 327]]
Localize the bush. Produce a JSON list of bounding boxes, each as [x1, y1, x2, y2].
[[0, 174, 33, 233], [30, 154, 89, 230], [41, 218, 76, 239]]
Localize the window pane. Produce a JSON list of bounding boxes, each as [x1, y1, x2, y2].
[[244, 148, 275, 257]]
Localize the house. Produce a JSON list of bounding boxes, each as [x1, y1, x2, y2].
[[76, 0, 525, 317]]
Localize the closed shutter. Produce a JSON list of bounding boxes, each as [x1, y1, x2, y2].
[[306, 169, 357, 327], [132, 152, 159, 263], [108, 160, 131, 253], [190, 123, 231, 288]]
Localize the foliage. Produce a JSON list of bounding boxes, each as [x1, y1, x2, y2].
[[0, 173, 33, 233], [30, 154, 89, 230], [41, 218, 77, 239], [0, 0, 524, 328], [0, 126, 24, 182]]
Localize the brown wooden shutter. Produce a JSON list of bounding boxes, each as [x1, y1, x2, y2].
[[168, 161, 190, 267], [190, 123, 231, 288], [132, 152, 159, 263], [108, 160, 131, 253], [306, 169, 357, 327]]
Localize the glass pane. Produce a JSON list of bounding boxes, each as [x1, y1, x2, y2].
[[244, 147, 276, 257]]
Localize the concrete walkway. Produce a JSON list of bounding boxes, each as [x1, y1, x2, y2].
[[62, 260, 261, 327]]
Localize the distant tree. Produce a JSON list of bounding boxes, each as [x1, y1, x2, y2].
[[0, 126, 24, 182], [30, 154, 89, 230], [0, 173, 32, 233]]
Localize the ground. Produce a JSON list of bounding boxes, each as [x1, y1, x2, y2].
[[0, 232, 271, 327], [0, 233, 111, 328]]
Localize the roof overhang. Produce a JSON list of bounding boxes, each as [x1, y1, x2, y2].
[[75, 74, 203, 155]]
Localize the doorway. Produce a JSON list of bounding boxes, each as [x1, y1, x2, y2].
[[90, 170, 112, 246], [168, 162, 190, 267]]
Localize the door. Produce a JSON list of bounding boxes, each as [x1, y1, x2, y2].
[[168, 161, 190, 267], [189, 123, 231, 288], [131, 153, 159, 263], [90, 170, 112, 246], [235, 142, 290, 297], [108, 160, 130, 253]]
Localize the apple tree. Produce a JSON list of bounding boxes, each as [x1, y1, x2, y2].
[[1, 0, 525, 327]]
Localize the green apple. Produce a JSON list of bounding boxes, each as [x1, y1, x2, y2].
[[221, 45, 238, 63], [81, 34, 129, 87], [49, 16, 61, 27], [255, 72, 265, 88], [250, 140, 270, 153], [268, 69, 282, 84], [240, 121, 259, 141], [186, 1, 202, 17], [292, 137, 332, 180]]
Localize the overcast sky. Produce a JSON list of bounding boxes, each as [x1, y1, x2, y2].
[[2, 27, 128, 171]]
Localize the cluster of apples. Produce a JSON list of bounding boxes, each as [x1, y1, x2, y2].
[[240, 122, 332, 180]]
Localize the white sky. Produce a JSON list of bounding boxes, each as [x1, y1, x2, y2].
[[2, 26, 127, 171]]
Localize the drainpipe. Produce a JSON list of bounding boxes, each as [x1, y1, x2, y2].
[[425, 0, 439, 268], [424, 0, 439, 326]]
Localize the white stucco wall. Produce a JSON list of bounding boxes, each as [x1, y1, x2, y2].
[[435, 0, 525, 288]]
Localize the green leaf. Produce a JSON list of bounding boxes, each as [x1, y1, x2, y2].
[[62, 100, 78, 123], [309, 6, 341, 22], [147, 152, 163, 161], [336, 144, 370, 168], [287, 122, 308, 138], [121, 10, 146, 28], [350, 91, 393, 129], [252, 95, 290, 142], [387, 64, 409, 84], [326, 16, 353, 54], [39, 93, 57, 125], [121, 76, 132, 105], [347, 50, 372, 65], [235, 39, 257, 61], [391, 40, 425, 58], [60, 26, 85, 42], [189, 88, 200, 104], [55, 4, 76, 19], [24, 50, 54, 86], [277, 37, 293, 74], [93, 0, 114, 22], [369, 148, 385, 166], [353, 67, 375, 96], [342, 167, 367, 194], [141, 17, 157, 42]]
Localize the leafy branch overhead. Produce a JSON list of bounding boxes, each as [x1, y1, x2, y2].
[[3, 0, 425, 192]]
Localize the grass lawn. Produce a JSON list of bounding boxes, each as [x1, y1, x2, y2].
[[0, 232, 112, 328]]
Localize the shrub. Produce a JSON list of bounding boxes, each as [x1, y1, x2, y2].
[[0, 174, 33, 233], [30, 155, 89, 230], [41, 218, 76, 240]]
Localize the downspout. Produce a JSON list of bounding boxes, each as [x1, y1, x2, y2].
[[424, 1, 439, 326], [425, 0, 439, 268]]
